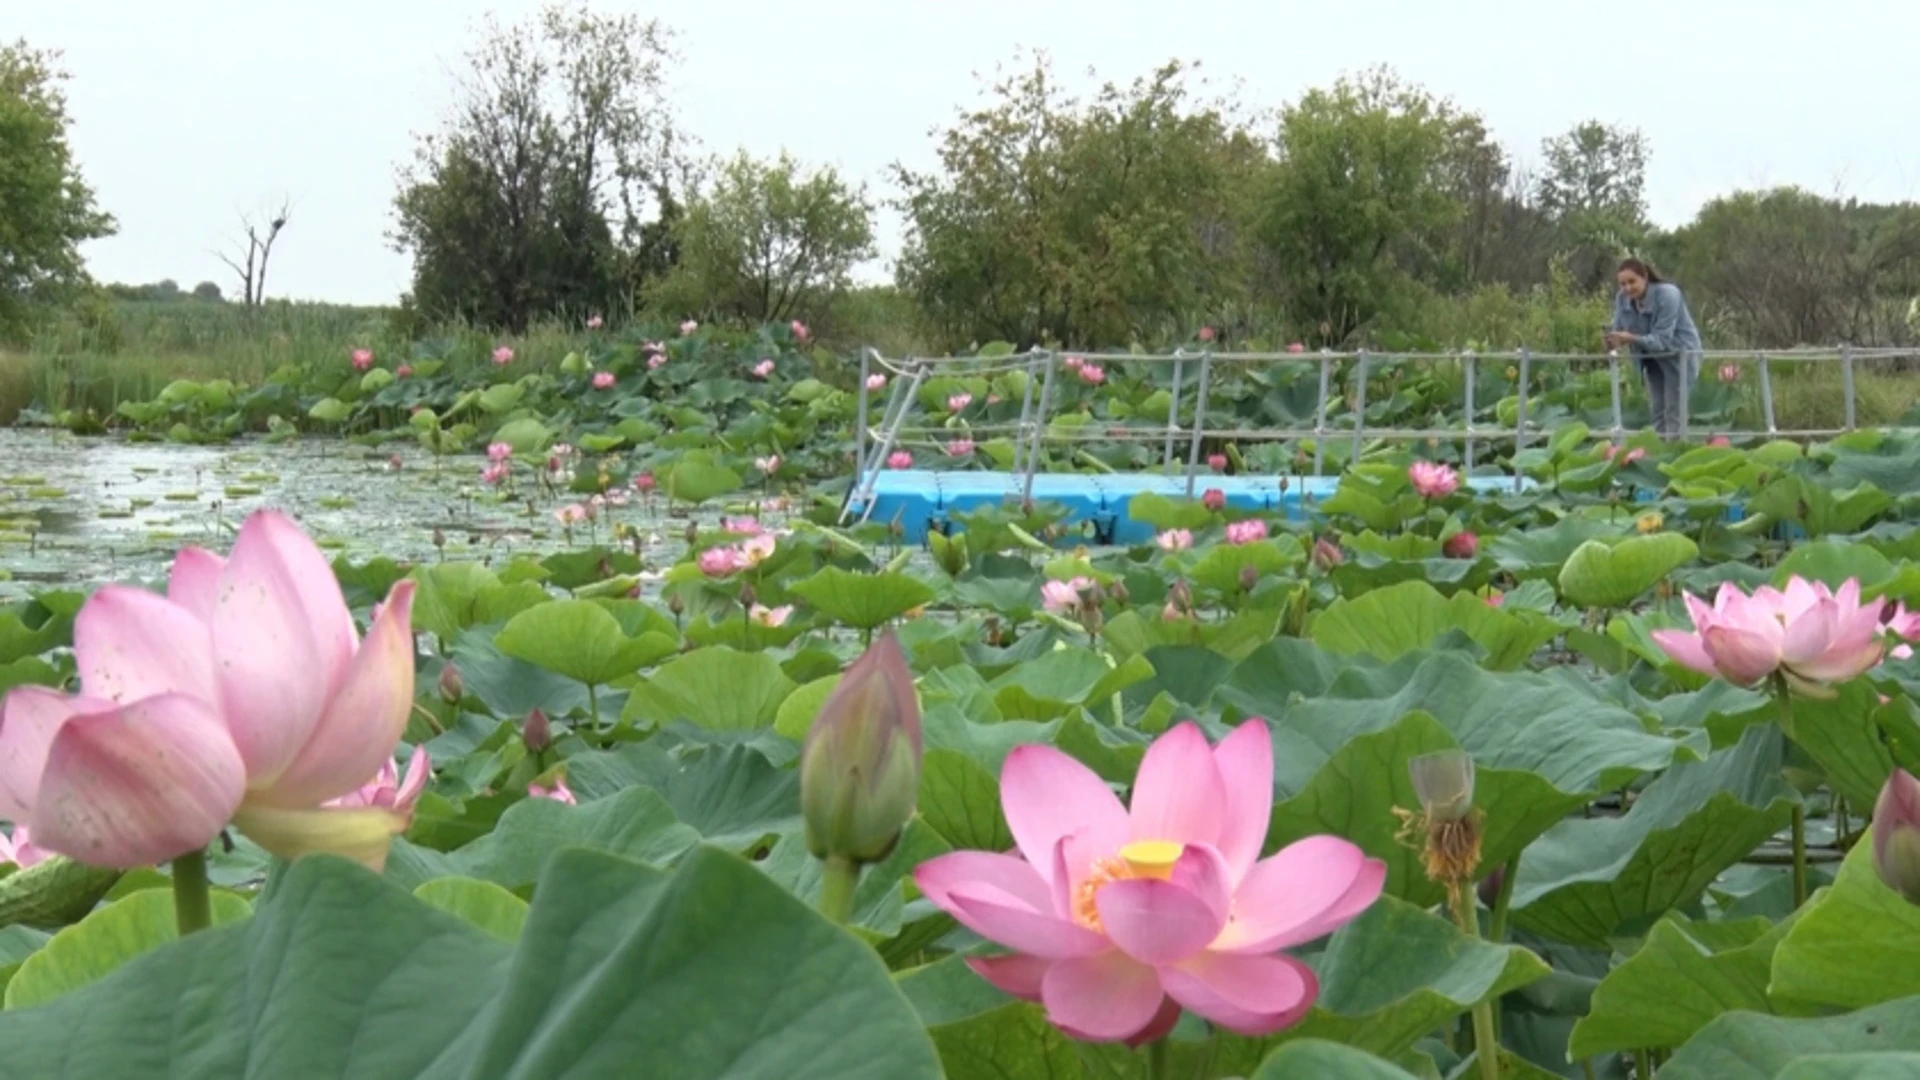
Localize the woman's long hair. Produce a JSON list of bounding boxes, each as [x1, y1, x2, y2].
[[1616, 257, 1666, 284]]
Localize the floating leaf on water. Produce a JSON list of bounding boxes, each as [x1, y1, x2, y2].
[[25, 488, 65, 500], [318, 497, 354, 510], [163, 493, 199, 502], [239, 473, 278, 484], [223, 486, 262, 498]]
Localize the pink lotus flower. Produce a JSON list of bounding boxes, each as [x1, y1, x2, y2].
[[0, 511, 417, 869], [1603, 444, 1647, 465], [324, 746, 430, 816], [492, 346, 514, 366], [587, 314, 604, 330], [1443, 531, 1478, 559], [948, 393, 973, 412], [1161, 603, 1185, 621], [750, 604, 793, 628], [395, 364, 413, 379], [529, 778, 577, 805], [1408, 461, 1459, 499], [480, 462, 508, 486], [1064, 356, 1084, 370], [1078, 364, 1106, 385], [1041, 577, 1092, 614], [741, 534, 778, 566], [887, 451, 913, 469], [554, 504, 589, 525], [790, 320, 809, 341], [1287, 342, 1305, 354], [946, 439, 976, 458], [351, 348, 374, 371], [913, 721, 1384, 1042], [592, 371, 616, 390], [1207, 453, 1227, 472], [633, 471, 656, 493], [0, 824, 46, 869], [866, 373, 888, 391], [1719, 363, 1739, 383], [752, 358, 776, 379], [1202, 489, 1226, 512], [1198, 326, 1216, 343], [1708, 435, 1731, 448], [648, 352, 668, 371], [487, 442, 512, 462], [698, 546, 748, 577], [1156, 529, 1193, 552], [722, 516, 764, 536], [679, 320, 699, 336], [1224, 520, 1269, 545], [756, 454, 781, 473], [1652, 578, 1886, 693]]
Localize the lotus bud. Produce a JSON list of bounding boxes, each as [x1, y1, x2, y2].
[[1202, 488, 1227, 512], [1312, 536, 1343, 572], [1874, 768, 1920, 904], [523, 708, 552, 755], [1169, 578, 1193, 614], [667, 592, 684, 616], [437, 663, 464, 705], [1477, 866, 1504, 908], [800, 633, 923, 865], [739, 580, 757, 611], [1108, 579, 1129, 605], [1443, 531, 1478, 559], [1238, 564, 1259, 593], [684, 521, 699, 547]]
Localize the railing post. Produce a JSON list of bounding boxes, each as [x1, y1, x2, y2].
[[855, 348, 871, 482], [1009, 352, 1039, 478], [1164, 351, 1186, 472], [1183, 350, 1214, 498], [1607, 349, 1624, 447], [1462, 351, 1477, 472], [1758, 351, 1777, 436], [1513, 347, 1531, 494], [1349, 349, 1370, 466], [1842, 343, 1858, 430], [1312, 349, 1333, 477], [1019, 351, 1058, 508]]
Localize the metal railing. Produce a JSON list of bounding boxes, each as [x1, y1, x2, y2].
[[840, 344, 1917, 525]]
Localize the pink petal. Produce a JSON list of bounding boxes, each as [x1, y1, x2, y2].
[[167, 547, 225, 622], [1681, 591, 1714, 631], [916, 850, 1054, 913], [33, 694, 245, 867], [0, 687, 113, 821], [1703, 624, 1782, 685], [212, 511, 362, 784], [1001, 744, 1127, 886], [1159, 950, 1318, 1036], [1793, 640, 1885, 684], [1120, 998, 1185, 1048], [1096, 844, 1232, 965], [1779, 600, 1837, 667], [1212, 720, 1273, 886], [73, 586, 217, 706], [1214, 836, 1386, 953], [1651, 629, 1720, 677], [1128, 721, 1226, 847], [393, 745, 431, 812], [249, 582, 416, 805], [945, 882, 1111, 959], [1040, 951, 1167, 1042], [965, 953, 1051, 1001]]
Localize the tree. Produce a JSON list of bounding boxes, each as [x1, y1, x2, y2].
[[214, 200, 291, 309], [0, 41, 115, 338], [1535, 121, 1650, 288], [1253, 67, 1481, 344], [895, 55, 1260, 349], [646, 151, 875, 327], [390, 2, 682, 330], [191, 281, 224, 302]]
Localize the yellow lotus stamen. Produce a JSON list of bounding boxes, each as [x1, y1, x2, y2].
[[1120, 840, 1184, 880]]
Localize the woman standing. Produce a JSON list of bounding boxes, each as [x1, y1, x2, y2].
[[1605, 258, 1703, 440]]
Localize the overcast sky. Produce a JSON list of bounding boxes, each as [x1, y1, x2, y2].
[[16, 0, 1920, 306]]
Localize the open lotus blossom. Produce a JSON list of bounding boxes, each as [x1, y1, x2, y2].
[[0, 511, 417, 869], [1408, 461, 1459, 499], [592, 371, 616, 390], [480, 462, 508, 486], [1156, 529, 1193, 552], [722, 515, 764, 536], [529, 778, 577, 804], [741, 533, 778, 566], [632, 471, 656, 493], [647, 352, 668, 371], [1719, 362, 1739, 383], [1224, 520, 1269, 545], [1063, 355, 1084, 370], [587, 314, 604, 330], [0, 825, 46, 869], [945, 439, 976, 458], [750, 604, 793, 628], [698, 546, 748, 577], [554, 504, 589, 526], [492, 345, 514, 365], [1602, 444, 1647, 465], [487, 442, 512, 462], [756, 454, 781, 474], [790, 319, 808, 340], [1041, 577, 1093, 614], [350, 348, 374, 371], [752, 359, 775, 379], [914, 721, 1384, 1043], [325, 746, 430, 816], [866, 373, 888, 390], [948, 393, 973, 412], [1652, 577, 1886, 693], [886, 450, 913, 469], [679, 319, 699, 336], [1077, 364, 1106, 385]]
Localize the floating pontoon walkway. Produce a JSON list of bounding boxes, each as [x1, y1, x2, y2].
[[845, 469, 1523, 544]]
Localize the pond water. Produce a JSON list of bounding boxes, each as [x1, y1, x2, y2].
[[0, 429, 742, 601]]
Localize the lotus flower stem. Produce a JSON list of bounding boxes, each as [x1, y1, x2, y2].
[[1145, 1037, 1169, 1079], [1448, 885, 1501, 1080], [817, 853, 859, 925], [172, 848, 212, 937], [1488, 854, 1519, 943], [1773, 675, 1808, 909]]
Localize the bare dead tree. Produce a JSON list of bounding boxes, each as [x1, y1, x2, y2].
[[215, 199, 292, 308]]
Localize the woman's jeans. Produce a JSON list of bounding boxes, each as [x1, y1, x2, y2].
[[1638, 351, 1701, 439]]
